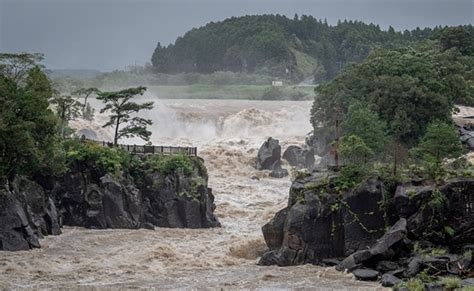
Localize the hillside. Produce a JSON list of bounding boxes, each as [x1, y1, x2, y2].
[[151, 14, 443, 82]]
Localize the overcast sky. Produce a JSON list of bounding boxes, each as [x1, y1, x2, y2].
[[0, 0, 472, 71]]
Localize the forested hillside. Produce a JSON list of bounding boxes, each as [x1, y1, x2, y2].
[[151, 14, 465, 82]]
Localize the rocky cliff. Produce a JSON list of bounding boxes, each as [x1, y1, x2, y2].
[[259, 172, 474, 286], [0, 156, 219, 251]]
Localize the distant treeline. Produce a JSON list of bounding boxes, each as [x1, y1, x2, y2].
[[151, 14, 473, 82]]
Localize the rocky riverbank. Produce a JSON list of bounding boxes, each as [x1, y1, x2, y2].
[[0, 153, 219, 251], [259, 171, 474, 288]]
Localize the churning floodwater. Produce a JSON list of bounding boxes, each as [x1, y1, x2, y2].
[[0, 98, 384, 290]]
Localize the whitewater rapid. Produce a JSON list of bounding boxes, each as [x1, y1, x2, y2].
[[0, 98, 384, 289]]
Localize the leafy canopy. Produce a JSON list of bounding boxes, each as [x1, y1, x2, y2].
[[343, 100, 387, 153], [411, 120, 464, 164], [0, 55, 64, 180], [97, 86, 154, 145], [311, 28, 473, 145]]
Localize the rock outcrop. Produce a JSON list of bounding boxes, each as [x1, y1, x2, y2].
[[1, 156, 219, 251], [256, 138, 288, 178], [0, 177, 60, 251], [259, 172, 474, 285], [282, 145, 315, 170]]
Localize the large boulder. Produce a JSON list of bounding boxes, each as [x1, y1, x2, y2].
[[282, 145, 315, 170], [0, 187, 40, 251], [256, 137, 282, 170], [269, 160, 289, 178], [337, 218, 407, 271]]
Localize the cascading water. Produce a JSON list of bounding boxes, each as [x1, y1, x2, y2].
[[0, 97, 384, 289]]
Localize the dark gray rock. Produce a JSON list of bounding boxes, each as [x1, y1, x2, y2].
[[0, 187, 41, 251], [142, 222, 155, 230], [343, 178, 386, 254], [380, 273, 402, 287], [269, 160, 289, 178], [262, 207, 289, 250], [352, 269, 380, 281], [394, 178, 474, 246], [282, 145, 315, 170], [322, 258, 342, 266], [256, 138, 282, 170], [406, 256, 424, 277], [376, 260, 399, 273], [259, 200, 345, 266], [54, 157, 220, 231], [338, 218, 407, 271]]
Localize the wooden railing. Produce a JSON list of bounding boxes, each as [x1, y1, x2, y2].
[[82, 137, 197, 156]]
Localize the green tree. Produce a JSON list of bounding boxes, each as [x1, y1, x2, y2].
[[0, 56, 64, 180], [50, 95, 83, 137], [97, 86, 154, 146], [339, 135, 374, 164], [0, 53, 44, 83], [72, 87, 100, 119], [343, 100, 387, 153], [412, 120, 464, 164]]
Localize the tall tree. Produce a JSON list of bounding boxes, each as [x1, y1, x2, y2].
[[0, 53, 44, 84], [72, 87, 100, 119], [343, 100, 387, 154], [97, 86, 154, 146], [412, 120, 464, 164], [50, 95, 83, 137], [0, 56, 64, 180]]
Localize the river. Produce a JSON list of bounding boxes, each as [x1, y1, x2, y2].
[[0, 98, 384, 290]]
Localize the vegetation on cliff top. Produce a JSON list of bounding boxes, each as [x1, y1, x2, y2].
[[0, 53, 194, 184]]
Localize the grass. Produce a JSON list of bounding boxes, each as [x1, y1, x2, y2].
[[395, 278, 425, 291], [440, 277, 461, 290], [146, 85, 314, 100]]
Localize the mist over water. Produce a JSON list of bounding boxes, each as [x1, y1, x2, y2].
[[0, 97, 384, 289]]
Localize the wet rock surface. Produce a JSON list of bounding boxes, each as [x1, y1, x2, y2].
[[1, 157, 219, 251], [256, 137, 282, 170], [259, 172, 474, 286], [282, 145, 315, 170]]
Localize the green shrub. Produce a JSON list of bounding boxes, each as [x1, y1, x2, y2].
[[333, 164, 368, 193], [64, 139, 131, 176], [144, 154, 193, 176]]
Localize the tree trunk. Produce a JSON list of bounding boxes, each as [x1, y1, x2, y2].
[[113, 118, 120, 146]]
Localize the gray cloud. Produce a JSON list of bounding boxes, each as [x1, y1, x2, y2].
[[1, 0, 472, 71]]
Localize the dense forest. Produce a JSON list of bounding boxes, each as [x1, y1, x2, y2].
[[309, 26, 474, 185], [151, 14, 471, 82]]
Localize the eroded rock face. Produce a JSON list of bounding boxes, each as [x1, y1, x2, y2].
[[0, 177, 61, 251], [393, 178, 474, 247], [259, 173, 474, 284], [56, 158, 220, 230], [1, 156, 219, 251]]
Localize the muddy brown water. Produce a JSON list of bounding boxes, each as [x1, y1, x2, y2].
[[0, 99, 385, 289]]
